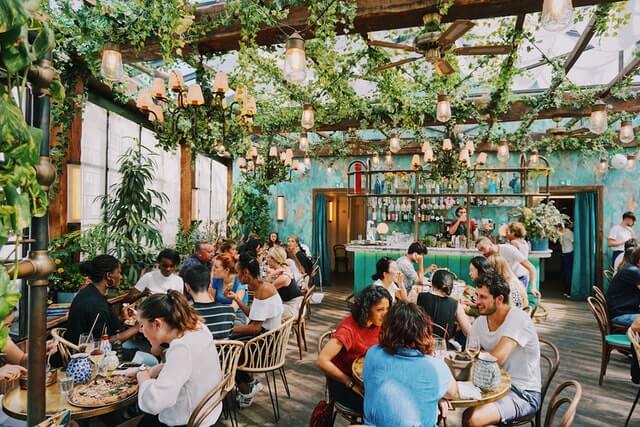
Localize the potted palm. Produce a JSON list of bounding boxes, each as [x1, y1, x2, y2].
[[513, 202, 568, 251]]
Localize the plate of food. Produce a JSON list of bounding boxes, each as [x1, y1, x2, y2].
[[67, 375, 138, 408]]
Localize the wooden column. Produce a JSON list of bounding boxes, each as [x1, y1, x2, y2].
[[180, 143, 194, 229], [48, 80, 83, 239]]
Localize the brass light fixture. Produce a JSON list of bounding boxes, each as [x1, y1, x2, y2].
[[100, 43, 124, 81], [284, 32, 307, 84], [436, 94, 452, 123], [590, 100, 608, 135]]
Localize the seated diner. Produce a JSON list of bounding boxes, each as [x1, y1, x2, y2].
[[606, 247, 640, 326], [265, 246, 303, 318], [371, 257, 408, 302], [124, 249, 183, 303]]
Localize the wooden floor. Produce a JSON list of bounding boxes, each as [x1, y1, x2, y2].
[[226, 275, 638, 426]]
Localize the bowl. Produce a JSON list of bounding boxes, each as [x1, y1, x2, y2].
[[445, 352, 473, 381], [19, 368, 57, 390]]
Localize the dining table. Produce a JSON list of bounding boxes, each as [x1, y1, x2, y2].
[[352, 356, 511, 409], [2, 371, 137, 421]]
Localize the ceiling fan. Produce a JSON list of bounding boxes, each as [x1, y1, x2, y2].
[[368, 13, 512, 76], [545, 116, 592, 140]]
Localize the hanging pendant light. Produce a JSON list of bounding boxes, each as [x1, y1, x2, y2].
[[423, 144, 434, 163], [100, 43, 124, 81], [411, 154, 421, 169], [186, 84, 205, 106], [436, 94, 452, 123], [590, 100, 608, 135], [284, 32, 307, 84], [168, 70, 185, 92], [542, 0, 574, 32], [372, 152, 380, 166], [304, 156, 311, 167], [620, 120, 635, 143], [497, 139, 510, 162], [299, 132, 309, 151], [442, 138, 453, 151], [213, 72, 229, 94], [389, 133, 401, 153], [529, 148, 539, 166], [135, 90, 154, 111], [597, 158, 609, 174], [459, 148, 470, 165], [476, 152, 488, 165], [249, 145, 258, 159], [465, 140, 475, 156], [301, 103, 315, 129], [626, 155, 636, 171], [269, 145, 278, 157]]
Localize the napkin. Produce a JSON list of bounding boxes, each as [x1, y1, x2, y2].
[[458, 382, 482, 400]]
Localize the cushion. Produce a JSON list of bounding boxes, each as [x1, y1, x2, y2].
[[605, 334, 631, 347]]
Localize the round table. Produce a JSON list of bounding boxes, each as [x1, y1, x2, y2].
[[352, 356, 511, 408], [3, 371, 137, 420]]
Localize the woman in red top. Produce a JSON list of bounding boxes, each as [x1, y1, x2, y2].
[[316, 285, 392, 413]]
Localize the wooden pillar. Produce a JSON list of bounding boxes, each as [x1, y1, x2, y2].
[[180, 143, 194, 229], [49, 80, 83, 239]]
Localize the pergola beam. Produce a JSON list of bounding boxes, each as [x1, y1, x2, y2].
[[121, 0, 624, 62], [599, 55, 640, 98], [564, 15, 598, 73]]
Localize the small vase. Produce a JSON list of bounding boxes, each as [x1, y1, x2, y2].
[[530, 238, 549, 251], [66, 353, 94, 384]]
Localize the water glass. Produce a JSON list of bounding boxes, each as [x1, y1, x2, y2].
[[78, 333, 94, 353], [433, 337, 447, 358], [466, 337, 481, 359], [59, 375, 74, 399]]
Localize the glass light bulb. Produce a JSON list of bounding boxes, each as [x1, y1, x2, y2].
[[284, 32, 306, 84], [442, 138, 453, 151], [476, 152, 488, 165], [150, 78, 166, 99], [299, 132, 309, 151], [620, 121, 634, 143], [135, 91, 154, 111], [626, 155, 636, 171], [168, 70, 185, 92], [249, 145, 258, 159], [421, 141, 431, 153], [304, 156, 311, 167], [497, 141, 510, 162], [597, 158, 608, 173], [436, 94, 452, 123], [256, 155, 264, 165], [389, 133, 401, 153], [590, 102, 608, 135], [423, 146, 434, 163], [301, 103, 315, 129], [280, 152, 287, 162], [100, 45, 124, 81], [542, 0, 574, 32]]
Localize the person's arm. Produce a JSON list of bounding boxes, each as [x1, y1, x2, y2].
[[448, 219, 462, 236], [521, 259, 539, 298], [416, 254, 425, 285], [270, 274, 291, 290], [444, 374, 458, 399], [233, 287, 246, 310], [122, 288, 144, 304], [455, 303, 472, 336], [488, 336, 519, 366], [225, 289, 250, 316], [231, 319, 264, 336], [110, 324, 141, 344], [316, 338, 351, 384], [398, 258, 420, 286]]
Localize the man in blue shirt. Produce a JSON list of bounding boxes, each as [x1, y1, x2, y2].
[[179, 240, 214, 278]]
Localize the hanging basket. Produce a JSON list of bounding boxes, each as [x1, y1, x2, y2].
[[530, 238, 549, 252]]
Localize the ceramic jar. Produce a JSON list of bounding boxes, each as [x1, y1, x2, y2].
[[472, 351, 502, 391], [104, 351, 120, 371], [66, 353, 93, 384]]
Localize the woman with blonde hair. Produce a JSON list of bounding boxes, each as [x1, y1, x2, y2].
[[507, 222, 529, 257], [266, 246, 303, 318], [488, 254, 529, 309]]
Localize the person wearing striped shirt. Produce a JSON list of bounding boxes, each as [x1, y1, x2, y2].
[[184, 264, 235, 340]]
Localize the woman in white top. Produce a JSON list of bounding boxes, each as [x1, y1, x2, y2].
[[371, 257, 408, 302], [507, 222, 530, 258], [225, 253, 284, 408], [123, 249, 183, 303], [487, 254, 529, 310], [135, 290, 222, 427]]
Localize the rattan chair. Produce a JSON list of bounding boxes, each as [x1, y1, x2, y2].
[[214, 340, 244, 427], [542, 381, 582, 427], [499, 338, 560, 427], [187, 373, 229, 427], [587, 296, 630, 385], [293, 285, 316, 359], [625, 329, 640, 426], [51, 328, 79, 367], [237, 317, 294, 422]]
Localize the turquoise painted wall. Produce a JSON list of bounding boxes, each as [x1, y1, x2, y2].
[[234, 150, 640, 270]]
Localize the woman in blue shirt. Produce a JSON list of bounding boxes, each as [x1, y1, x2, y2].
[[211, 253, 248, 309], [363, 301, 457, 427]]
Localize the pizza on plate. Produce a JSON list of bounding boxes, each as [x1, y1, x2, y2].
[[68, 375, 138, 407]]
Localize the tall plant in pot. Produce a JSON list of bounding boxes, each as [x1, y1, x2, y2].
[[513, 202, 569, 251]]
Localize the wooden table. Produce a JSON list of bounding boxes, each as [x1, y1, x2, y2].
[[3, 371, 137, 420], [352, 356, 511, 408]]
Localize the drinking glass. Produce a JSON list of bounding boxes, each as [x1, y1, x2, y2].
[[433, 337, 447, 358], [466, 336, 481, 359], [59, 375, 74, 399], [78, 333, 94, 353]]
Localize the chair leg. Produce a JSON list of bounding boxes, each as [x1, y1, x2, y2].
[[307, 302, 312, 320], [295, 325, 303, 360], [264, 371, 280, 422], [302, 322, 308, 352], [599, 344, 609, 385], [626, 386, 640, 427], [279, 367, 291, 398]]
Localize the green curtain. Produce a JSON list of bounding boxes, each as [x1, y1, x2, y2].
[[571, 192, 598, 300], [312, 193, 331, 288]]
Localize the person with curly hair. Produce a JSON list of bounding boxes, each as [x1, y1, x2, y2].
[[316, 285, 392, 414], [363, 301, 457, 427]]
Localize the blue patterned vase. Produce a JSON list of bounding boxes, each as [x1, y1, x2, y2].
[[66, 353, 93, 384]]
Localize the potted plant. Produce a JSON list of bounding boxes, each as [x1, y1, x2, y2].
[[49, 231, 88, 303], [513, 202, 568, 251]]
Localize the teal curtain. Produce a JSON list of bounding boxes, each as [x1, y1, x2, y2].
[[571, 192, 598, 300], [312, 193, 331, 288]]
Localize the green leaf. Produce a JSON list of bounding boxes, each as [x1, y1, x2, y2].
[[48, 79, 66, 103], [0, 25, 21, 46], [31, 23, 55, 60], [1, 36, 31, 73], [0, 0, 29, 33], [3, 185, 30, 230]]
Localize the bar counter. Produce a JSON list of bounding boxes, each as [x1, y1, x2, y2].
[[346, 243, 552, 296]]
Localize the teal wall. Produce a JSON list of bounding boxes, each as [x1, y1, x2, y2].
[[234, 150, 640, 270]]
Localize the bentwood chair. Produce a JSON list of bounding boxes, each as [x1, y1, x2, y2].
[[592, 285, 627, 333], [214, 340, 244, 427], [542, 381, 583, 427], [499, 338, 561, 427], [292, 285, 316, 359], [587, 296, 631, 385], [317, 329, 363, 426], [334, 245, 349, 272], [431, 322, 449, 340], [51, 328, 79, 367], [187, 372, 229, 427], [237, 317, 294, 422], [625, 329, 640, 426]]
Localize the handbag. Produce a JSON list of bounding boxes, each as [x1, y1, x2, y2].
[[309, 399, 334, 427]]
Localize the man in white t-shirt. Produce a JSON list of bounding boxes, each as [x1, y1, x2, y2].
[[608, 211, 637, 268], [463, 273, 541, 427], [559, 223, 574, 298], [476, 237, 540, 308], [124, 249, 184, 303]]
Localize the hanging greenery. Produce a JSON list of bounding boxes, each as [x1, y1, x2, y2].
[[228, 176, 272, 240]]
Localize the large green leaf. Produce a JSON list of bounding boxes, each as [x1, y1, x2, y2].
[[0, 93, 31, 149], [31, 23, 55, 60], [3, 185, 30, 230], [0, 0, 28, 33], [48, 79, 66, 103], [1, 35, 31, 73]]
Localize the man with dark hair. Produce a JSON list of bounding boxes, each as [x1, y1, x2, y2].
[[179, 240, 214, 278], [608, 211, 637, 268], [448, 206, 478, 239], [395, 241, 433, 292], [614, 238, 638, 273], [463, 272, 541, 427], [124, 248, 183, 303], [606, 247, 640, 327], [184, 265, 235, 340]]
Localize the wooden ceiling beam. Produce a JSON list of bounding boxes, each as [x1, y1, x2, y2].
[[121, 0, 623, 62], [563, 15, 598, 73], [599, 56, 640, 98]]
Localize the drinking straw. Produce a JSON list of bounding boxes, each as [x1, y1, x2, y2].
[[87, 313, 101, 339]]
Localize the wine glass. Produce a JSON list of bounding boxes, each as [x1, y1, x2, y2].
[[89, 341, 105, 376], [466, 336, 481, 359], [433, 337, 447, 358]]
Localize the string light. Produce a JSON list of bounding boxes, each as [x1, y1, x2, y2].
[[389, 133, 401, 153], [590, 100, 608, 135], [301, 103, 315, 129], [436, 94, 452, 123], [284, 32, 307, 84], [620, 120, 635, 143], [542, 0, 574, 32], [100, 44, 124, 81]]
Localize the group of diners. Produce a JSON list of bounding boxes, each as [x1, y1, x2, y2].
[[62, 233, 314, 426]]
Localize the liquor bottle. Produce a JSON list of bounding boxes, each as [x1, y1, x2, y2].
[[402, 199, 409, 222], [382, 202, 387, 221]]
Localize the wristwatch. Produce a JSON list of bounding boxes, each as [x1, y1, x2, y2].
[[346, 380, 354, 389]]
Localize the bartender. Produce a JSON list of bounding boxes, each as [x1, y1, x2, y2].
[[448, 206, 478, 240]]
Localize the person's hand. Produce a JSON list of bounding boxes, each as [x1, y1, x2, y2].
[[148, 363, 164, 379], [224, 289, 238, 302], [532, 289, 542, 299], [141, 288, 152, 297], [459, 213, 468, 222], [124, 367, 139, 378], [395, 271, 404, 286], [137, 369, 151, 384], [631, 317, 640, 332], [46, 339, 58, 356], [351, 381, 364, 397], [0, 364, 27, 381]]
